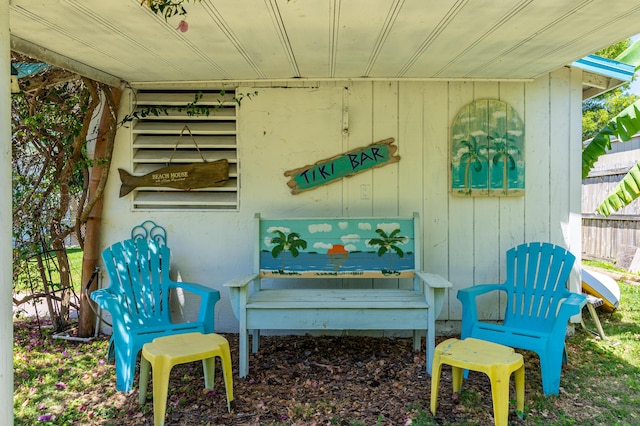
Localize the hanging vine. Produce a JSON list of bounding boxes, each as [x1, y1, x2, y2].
[[141, 0, 203, 32], [119, 89, 258, 126]]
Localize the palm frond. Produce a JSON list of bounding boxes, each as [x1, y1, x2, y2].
[[582, 100, 640, 179], [615, 38, 640, 69], [596, 163, 640, 217]]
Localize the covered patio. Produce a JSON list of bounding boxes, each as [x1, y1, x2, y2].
[[4, 1, 640, 420]]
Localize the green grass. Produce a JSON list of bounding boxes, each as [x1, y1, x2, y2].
[[13, 247, 84, 294], [13, 320, 117, 425]]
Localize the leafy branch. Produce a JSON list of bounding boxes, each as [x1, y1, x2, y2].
[[141, 0, 199, 20], [119, 90, 258, 126]]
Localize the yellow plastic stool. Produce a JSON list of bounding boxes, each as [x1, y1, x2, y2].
[[139, 332, 233, 426], [430, 338, 524, 426]]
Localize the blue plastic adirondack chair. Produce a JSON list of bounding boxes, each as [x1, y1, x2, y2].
[[91, 221, 220, 392], [457, 242, 587, 396]]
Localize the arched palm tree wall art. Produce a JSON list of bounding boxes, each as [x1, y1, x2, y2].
[[451, 99, 525, 196]]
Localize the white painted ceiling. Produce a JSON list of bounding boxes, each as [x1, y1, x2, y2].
[[9, 0, 640, 87]]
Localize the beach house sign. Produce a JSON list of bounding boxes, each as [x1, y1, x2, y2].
[[284, 138, 400, 194]]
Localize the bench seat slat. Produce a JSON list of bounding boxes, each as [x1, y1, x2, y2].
[[247, 309, 430, 330], [248, 289, 428, 309]]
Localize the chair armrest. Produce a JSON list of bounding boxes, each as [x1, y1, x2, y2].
[[170, 280, 220, 298], [169, 281, 221, 334], [90, 288, 120, 312], [456, 283, 505, 339], [564, 292, 588, 309], [556, 292, 588, 322], [90, 288, 127, 328], [457, 283, 504, 301], [89, 287, 113, 306]]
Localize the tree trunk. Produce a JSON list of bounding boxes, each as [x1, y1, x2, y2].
[[77, 86, 122, 338], [51, 236, 72, 332], [35, 252, 58, 326]]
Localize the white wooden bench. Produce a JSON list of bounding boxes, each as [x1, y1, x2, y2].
[[224, 212, 451, 377]]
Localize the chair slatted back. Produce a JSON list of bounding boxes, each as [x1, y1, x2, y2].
[[505, 242, 575, 332], [102, 238, 171, 328]]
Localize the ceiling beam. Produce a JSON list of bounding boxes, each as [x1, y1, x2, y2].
[[10, 35, 123, 88]]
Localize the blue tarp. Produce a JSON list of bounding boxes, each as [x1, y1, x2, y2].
[[12, 62, 51, 79]]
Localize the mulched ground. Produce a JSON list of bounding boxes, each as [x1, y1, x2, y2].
[[117, 333, 532, 425]]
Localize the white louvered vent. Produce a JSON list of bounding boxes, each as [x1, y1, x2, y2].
[[129, 90, 238, 211]]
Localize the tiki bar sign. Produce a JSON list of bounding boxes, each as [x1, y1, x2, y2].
[[284, 138, 400, 194]]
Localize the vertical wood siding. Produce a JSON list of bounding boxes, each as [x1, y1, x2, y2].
[[102, 71, 582, 330]]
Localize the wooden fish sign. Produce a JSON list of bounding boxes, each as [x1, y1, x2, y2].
[[284, 138, 400, 194], [118, 159, 229, 197]]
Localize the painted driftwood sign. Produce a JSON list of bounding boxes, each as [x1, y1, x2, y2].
[[118, 159, 229, 197], [284, 138, 400, 194]]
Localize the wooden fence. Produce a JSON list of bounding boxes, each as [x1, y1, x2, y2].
[[582, 135, 640, 262]]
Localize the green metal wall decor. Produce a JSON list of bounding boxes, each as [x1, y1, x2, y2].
[[450, 99, 525, 197]]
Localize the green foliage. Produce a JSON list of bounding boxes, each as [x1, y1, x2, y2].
[[582, 39, 637, 141], [119, 89, 258, 126], [595, 39, 632, 60], [597, 162, 640, 216], [584, 39, 640, 216], [10, 73, 106, 333], [582, 89, 639, 141], [615, 39, 640, 70], [13, 248, 83, 297], [141, 0, 199, 20], [11, 80, 88, 262], [582, 100, 640, 180]]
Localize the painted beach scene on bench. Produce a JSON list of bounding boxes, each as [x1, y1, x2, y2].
[[259, 217, 416, 278]]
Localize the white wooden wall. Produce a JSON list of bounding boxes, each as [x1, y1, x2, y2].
[[101, 68, 583, 333]]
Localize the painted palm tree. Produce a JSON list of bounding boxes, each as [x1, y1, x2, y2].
[[458, 134, 488, 194], [270, 230, 307, 270], [488, 131, 521, 194], [368, 228, 405, 272]]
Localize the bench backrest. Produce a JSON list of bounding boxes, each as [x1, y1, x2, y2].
[[256, 212, 421, 278]]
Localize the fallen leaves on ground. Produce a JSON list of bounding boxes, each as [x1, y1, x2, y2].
[[116, 334, 528, 426]]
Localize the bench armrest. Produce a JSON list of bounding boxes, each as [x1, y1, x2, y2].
[[416, 272, 453, 288], [223, 273, 259, 288], [416, 272, 452, 319], [224, 274, 259, 319]]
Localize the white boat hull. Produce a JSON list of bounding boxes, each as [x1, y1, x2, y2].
[[582, 268, 621, 313]]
